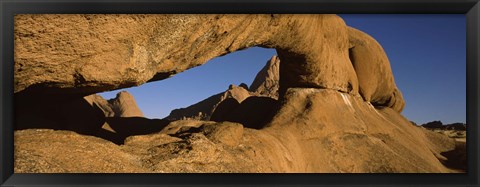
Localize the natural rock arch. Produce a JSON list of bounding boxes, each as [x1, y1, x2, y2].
[[14, 14, 403, 111]]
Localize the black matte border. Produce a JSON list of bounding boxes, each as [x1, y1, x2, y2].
[[1, 0, 479, 186]]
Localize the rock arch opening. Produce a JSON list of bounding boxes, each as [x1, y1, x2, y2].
[[14, 46, 282, 144]]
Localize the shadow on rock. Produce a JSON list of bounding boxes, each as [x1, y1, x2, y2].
[[440, 141, 467, 172], [106, 117, 170, 136], [15, 89, 170, 145], [15, 91, 106, 136], [211, 96, 279, 129]]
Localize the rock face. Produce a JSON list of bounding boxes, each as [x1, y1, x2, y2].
[[84, 91, 144, 118], [348, 27, 404, 112], [166, 84, 251, 121], [249, 55, 280, 99], [13, 14, 460, 173], [14, 14, 405, 112], [15, 129, 148, 173], [84, 94, 115, 117], [262, 88, 455, 172], [108, 91, 144, 117], [14, 14, 358, 97]]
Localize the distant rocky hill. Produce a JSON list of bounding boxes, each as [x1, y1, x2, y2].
[[165, 55, 280, 121], [85, 91, 144, 118], [421, 121, 466, 131], [249, 55, 280, 99], [165, 84, 251, 121]]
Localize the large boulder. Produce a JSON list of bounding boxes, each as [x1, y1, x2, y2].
[[262, 88, 455, 172], [347, 27, 404, 112], [108, 91, 144, 117]]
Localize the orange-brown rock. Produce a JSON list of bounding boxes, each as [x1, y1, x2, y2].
[[348, 27, 405, 112], [14, 88, 458, 173], [108, 91, 144, 117], [14, 129, 148, 173], [262, 88, 455, 172], [84, 94, 115, 117], [249, 55, 280, 99], [14, 14, 358, 97]]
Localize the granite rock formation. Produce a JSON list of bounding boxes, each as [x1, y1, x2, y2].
[[108, 91, 144, 117], [13, 14, 461, 173], [348, 27, 404, 112], [15, 14, 358, 98], [165, 84, 251, 121], [14, 89, 458, 173], [249, 55, 280, 99]]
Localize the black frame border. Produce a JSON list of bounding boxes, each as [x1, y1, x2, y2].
[[1, 0, 479, 186]]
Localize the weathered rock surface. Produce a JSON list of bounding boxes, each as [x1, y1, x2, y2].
[[249, 55, 280, 99], [348, 27, 404, 112], [14, 14, 358, 97], [15, 88, 459, 173], [15, 129, 148, 173], [261, 88, 455, 172], [165, 84, 251, 121]]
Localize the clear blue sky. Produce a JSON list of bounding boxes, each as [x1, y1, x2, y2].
[[99, 14, 466, 125]]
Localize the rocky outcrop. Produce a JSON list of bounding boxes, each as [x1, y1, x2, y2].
[[84, 94, 115, 117], [15, 129, 148, 173], [108, 91, 144, 117], [165, 84, 250, 121], [15, 88, 459, 173], [261, 88, 455, 172], [249, 55, 280, 99], [348, 27, 404, 112]]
